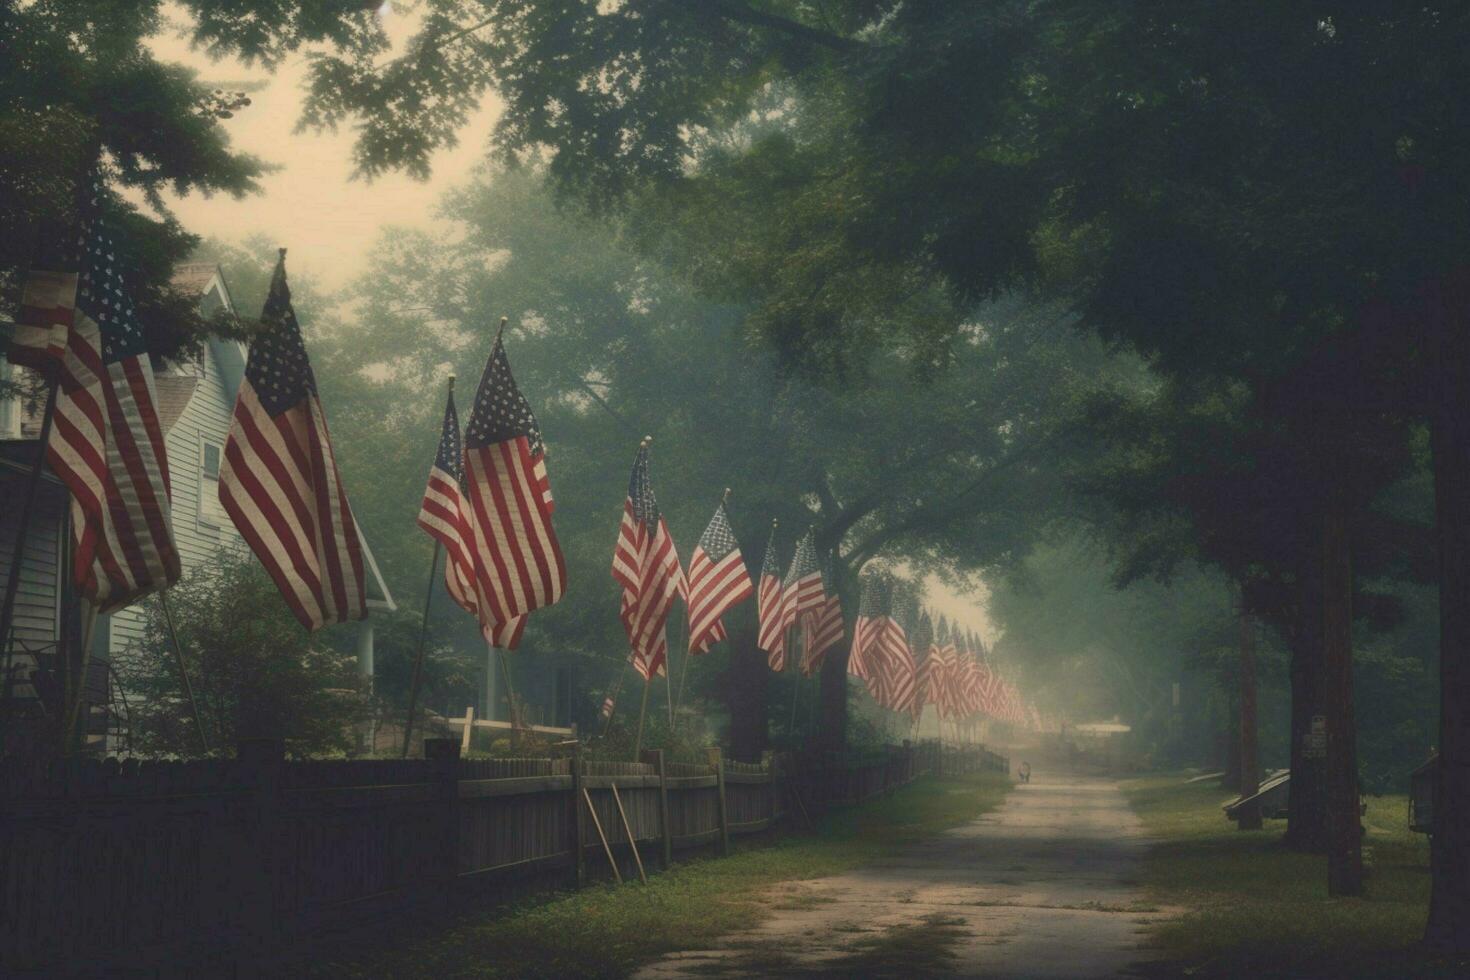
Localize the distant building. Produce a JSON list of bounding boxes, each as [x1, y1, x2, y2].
[[0, 263, 395, 752]]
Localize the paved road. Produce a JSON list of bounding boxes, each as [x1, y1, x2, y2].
[[635, 768, 1166, 978]]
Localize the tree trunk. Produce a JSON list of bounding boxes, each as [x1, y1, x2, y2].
[[724, 620, 768, 763], [816, 567, 860, 751], [1237, 607, 1262, 830], [1285, 574, 1330, 851], [1322, 495, 1363, 896], [1425, 271, 1470, 950]]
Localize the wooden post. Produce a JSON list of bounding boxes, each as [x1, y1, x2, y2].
[[583, 787, 621, 884], [424, 738, 461, 895], [459, 704, 474, 756], [708, 746, 730, 856], [571, 741, 587, 887], [236, 738, 284, 967], [610, 783, 647, 884], [643, 748, 672, 869], [401, 537, 444, 758]]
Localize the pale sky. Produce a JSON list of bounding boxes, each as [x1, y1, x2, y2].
[[144, 8, 1000, 642], [146, 4, 498, 291]]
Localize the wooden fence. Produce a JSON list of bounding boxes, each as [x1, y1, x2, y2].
[[0, 739, 1001, 973]]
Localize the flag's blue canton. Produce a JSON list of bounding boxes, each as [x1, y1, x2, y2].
[[760, 529, 781, 578], [247, 261, 317, 417], [627, 444, 659, 524], [698, 504, 738, 560], [76, 181, 146, 365], [911, 611, 934, 657], [783, 529, 819, 587], [465, 337, 544, 454], [436, 391, 464, 481], [858, 574, 890, 617]]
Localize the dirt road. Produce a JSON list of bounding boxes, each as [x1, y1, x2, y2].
[[635, 768, 1166, 978]]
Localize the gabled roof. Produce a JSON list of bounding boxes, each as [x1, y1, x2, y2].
[[154, 375, 198, 433]]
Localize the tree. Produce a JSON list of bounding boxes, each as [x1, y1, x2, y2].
[[116, 552, 369, 757], [247, 167, 1118, 758], [0, 1, 271, 367]]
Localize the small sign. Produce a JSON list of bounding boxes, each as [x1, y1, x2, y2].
[[1311, 715, 1327, 735], [1304, 724, 1327, 759]]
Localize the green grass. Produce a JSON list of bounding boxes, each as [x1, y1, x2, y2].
[[1122, 774, 1467, 979], [306, 772, 1011, 979]]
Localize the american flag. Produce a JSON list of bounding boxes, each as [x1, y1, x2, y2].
[[611, 442, 684, 680], [9, 269, 76, 371], [779, 528, 825, 641], [755, 524, 787, 671], [12, 179, 182, 611], [415, 381, 528, 647], [908, 610, 935, 719], [220, 251, 364, 631], [685, 500, 752, 655], [600, 694, 616, 721], [871, 580, 918, 713], [800, 560, 843, 676], [460, 334, 565, 638], [934, 617, 961, 719], [847, 574, 884, 686]]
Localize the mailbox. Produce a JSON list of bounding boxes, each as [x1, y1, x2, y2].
[[1409, 752, 1439, 835]]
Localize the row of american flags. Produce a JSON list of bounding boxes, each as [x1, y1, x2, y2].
[[10, 177, 562, 656], [9, 172, 1039, 733], [610, 441, 1041, 729]]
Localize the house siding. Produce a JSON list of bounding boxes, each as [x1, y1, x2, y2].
[[107, 339, 245, 658], [0, 476, 65, 649]]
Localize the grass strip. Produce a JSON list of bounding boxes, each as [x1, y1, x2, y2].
[[1122, 773, 1468, 979], [307, 771, 1011, 979]]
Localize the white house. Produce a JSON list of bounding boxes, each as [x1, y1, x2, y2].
[[0, 263, 395, 752]]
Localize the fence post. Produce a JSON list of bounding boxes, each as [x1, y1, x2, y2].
[[708, 747, 730, 856], [236, 738, 284, 971], [571, 741, 587, 888], [642, 749, 672, 869], [424, 738, 461, 897]]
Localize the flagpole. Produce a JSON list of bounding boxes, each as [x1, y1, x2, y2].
[[400, 540, 443, 758], [601, 661, 629, 737], [633, 672, 651, 760], [158, 591, 210, 755], [60, 599, 99, 754], [402, 375, 456, 758]]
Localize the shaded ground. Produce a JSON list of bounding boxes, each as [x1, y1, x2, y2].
[[636, 769, 1167, 978], [1123, 774, 1468, 979], [302, 772, 1010, 979]]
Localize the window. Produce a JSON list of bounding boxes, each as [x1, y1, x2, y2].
[[199, 439, 227, 527]]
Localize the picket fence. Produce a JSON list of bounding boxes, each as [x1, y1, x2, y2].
[[0, 738, 1006, 974]]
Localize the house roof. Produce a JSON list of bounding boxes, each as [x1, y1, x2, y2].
[[153, 375, 198, 433], [169, 262, 224, 298]]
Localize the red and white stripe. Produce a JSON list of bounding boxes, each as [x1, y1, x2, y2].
[[800, 592, 844, 676], [18, 270, 180, 610], [463, 438, 565, 625], [612, 506, 684, 681], [9, 270, 77, 370], [686, 546, 752, 656], [756, 566, 786, 670], [220, 383, 366, 631]]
